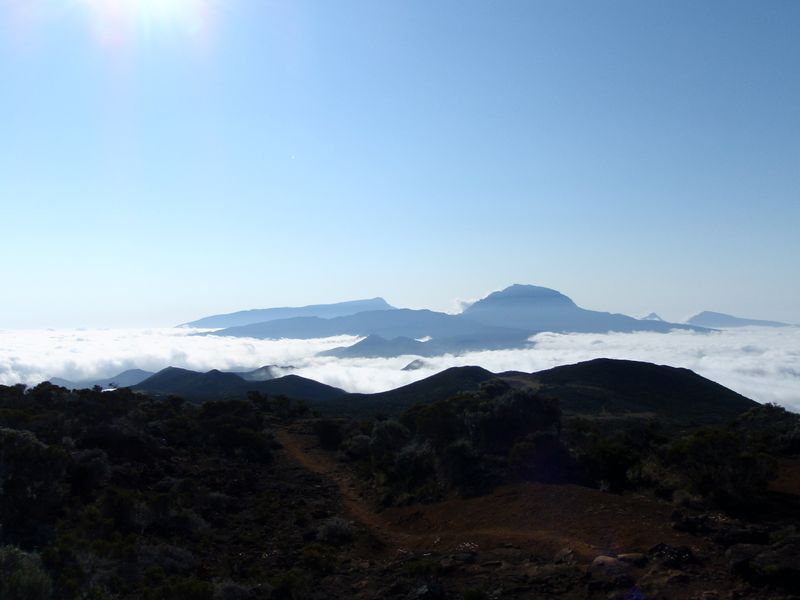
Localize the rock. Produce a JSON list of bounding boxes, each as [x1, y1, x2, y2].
[[712, 526, 771, 547], [590, 556, 625, 575], [639, 567, 690, 592], [648, 543, 698, 569], [438, 558, 458, 573], [553, 547, 576, 564], [725, 543, 764, 575], [588, 556, 633, 590], [480, 560, 504, 568], [617, 553, 647, 567], [749, 535, 800, 592], [406, 580, 445, 600], [450, 553, 476, 564], [672, 512, 715, 535]]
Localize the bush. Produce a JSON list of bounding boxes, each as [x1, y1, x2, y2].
[[668, 428, 777, 510], [509, 432, 575, 484], [312, 419, 344, 450], [0, 428, 68, 546], [316, 517, 356, 546], [0, 545, 53, 600], [300, 543, 336, 573]]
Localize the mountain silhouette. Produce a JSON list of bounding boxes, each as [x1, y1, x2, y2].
[[131, 367, 345, 402], [318, 359, 756, 426], [463, 284, 699, 334], [642, 312, 664, 321], [202, 285, 703, 359], [209, 308, 530, 345], [319, 335, 435, 358], [180, 297, 394, 329], [687, 311, 791, 328], [49, 369, 154, 390]]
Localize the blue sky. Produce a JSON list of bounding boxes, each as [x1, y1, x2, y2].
[[1, 1, 798, 327]]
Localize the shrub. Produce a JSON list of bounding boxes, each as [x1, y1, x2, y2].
[[300, 543, 336, 573], [312, 418, 345, 450], [668, 428, 777, 510], [316, 517, 356, 546], [0, 428, 68, 546], [509, 432, 575, 484], [0, 545, 53, 600]]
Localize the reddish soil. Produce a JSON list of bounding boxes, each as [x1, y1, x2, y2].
[[275, 426, 714, 562]]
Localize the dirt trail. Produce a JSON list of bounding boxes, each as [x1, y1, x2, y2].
[[275, 426, 707, 560], [275, 427, 418, 549]]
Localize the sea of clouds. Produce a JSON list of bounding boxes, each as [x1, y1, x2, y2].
[[0, 327, 798, 410]]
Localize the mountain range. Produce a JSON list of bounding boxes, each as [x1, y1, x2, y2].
[[104, 359, 758, 428], [687, 310, 793, 328], [130, 367, 345, 402], [198, 284, 705, 358], [180, 298, 393, 329], [49, 369, 155, 390]]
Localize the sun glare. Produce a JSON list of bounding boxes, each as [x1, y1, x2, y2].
[[78, 0, 214, 44]]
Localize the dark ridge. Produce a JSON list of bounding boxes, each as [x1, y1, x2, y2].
[[314, 366, 496, 415], [528, 358, 758, 425], [131, 367, 346, 403]]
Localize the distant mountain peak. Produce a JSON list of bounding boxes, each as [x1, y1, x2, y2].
[[642, 312, 664, 321], [180, 297, 395, 329], [477, 284, 576, 303], [687, 311, 790, 328]]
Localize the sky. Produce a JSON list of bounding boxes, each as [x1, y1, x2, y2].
[[1, 1, 798, 328]]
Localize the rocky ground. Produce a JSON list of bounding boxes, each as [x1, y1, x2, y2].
[[267, 421, 800, 600]]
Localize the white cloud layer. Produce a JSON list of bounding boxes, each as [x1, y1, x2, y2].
[[0, 327, 798, 410]]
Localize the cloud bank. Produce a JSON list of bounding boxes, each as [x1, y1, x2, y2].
[[0, 327, 798, 410]]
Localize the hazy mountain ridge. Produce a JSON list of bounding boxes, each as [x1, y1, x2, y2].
[[179, 297, 394, 329], [687, 310, 793, 328], [131, 367, 346, 402], [49, 369, 154, 390], [201, 284, 705, 358]]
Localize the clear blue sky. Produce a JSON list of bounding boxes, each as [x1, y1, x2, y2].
[[1, 1, 798, 327]]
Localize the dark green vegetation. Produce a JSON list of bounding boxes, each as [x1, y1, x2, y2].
[[317, 378, 794, 513], [0, 382, 327, 598], [3, 360, 800, 598], [318, 359, 758, 425]]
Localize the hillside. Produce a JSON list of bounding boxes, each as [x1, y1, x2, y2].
[[525, 358, 758, 425], [319, 366, 496, 414], [318, 359, 757, 427], [49, 369, 154, 390], [131, 367, 346, 402]]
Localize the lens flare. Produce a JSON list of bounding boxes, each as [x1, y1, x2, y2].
[[78, 0, 215, 45]]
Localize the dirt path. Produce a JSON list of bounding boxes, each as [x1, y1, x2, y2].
[[275, 426, 418, 549], [275, 426, 708, 561]]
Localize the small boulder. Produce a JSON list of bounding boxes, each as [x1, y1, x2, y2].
[[617, 553, 647, 567]]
